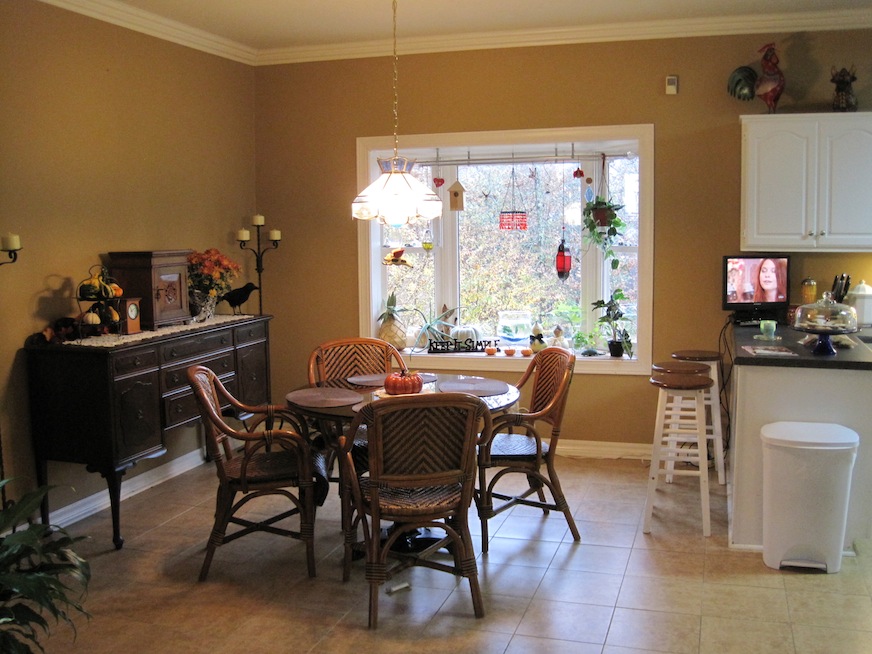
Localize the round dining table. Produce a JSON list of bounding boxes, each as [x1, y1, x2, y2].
[[285, 372, 520, 426]]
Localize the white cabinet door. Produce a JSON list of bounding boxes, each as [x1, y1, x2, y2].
[[818, 118, 872, 248], [741, 117, 817, 250], [741, 113, 872, 251]]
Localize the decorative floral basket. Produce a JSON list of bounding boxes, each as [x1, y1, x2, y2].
[[187, 249, 240, 321]]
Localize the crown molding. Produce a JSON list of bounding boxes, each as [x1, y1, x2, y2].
[[38, 0, 259, 64], [40, 0, 872, 67]]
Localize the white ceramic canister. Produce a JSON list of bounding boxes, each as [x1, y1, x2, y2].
[[845, 279, 872, 326]]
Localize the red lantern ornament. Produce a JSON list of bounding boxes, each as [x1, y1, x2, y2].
[[556, 238, 571, 281]]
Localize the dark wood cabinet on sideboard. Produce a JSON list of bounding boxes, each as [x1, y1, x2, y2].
[[25, 315, 271, 549]]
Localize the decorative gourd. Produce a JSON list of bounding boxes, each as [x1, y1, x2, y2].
[[82, 311, 101, 325], [450, 325, 480, 350], [383, 370, 424, 395]]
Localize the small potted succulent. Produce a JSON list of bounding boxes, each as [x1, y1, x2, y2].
[[582, 196, 625, 270], [592, 289, 634, 358]]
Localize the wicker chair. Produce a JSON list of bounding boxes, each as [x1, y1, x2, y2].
[[339, 392, 492, 629], [307, 337, 407, 476], [187, 365, 329, 581], [307, 337, 406, 385], [476, 346, 581, 553]]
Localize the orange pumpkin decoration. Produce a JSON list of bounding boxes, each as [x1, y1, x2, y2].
[[383, 370, 424, 395]]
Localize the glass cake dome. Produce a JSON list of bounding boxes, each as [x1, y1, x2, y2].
[[793, 291, 858, 355]]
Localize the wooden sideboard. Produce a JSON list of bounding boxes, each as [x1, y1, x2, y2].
[[25, 315, 271, 549]]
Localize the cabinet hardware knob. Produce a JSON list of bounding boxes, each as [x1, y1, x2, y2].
[[807, 231, 814, 237], [175, 405, 183, 414], [171, 373, 180, 383], [170, 348, 178, 358], [819, 230, 826, 236], [137, 409, 144, 420], [134, 356, 141, 366]]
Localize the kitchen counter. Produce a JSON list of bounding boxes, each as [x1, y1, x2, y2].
[[732, 325, 872, 370], [728, 324, 872, 551]]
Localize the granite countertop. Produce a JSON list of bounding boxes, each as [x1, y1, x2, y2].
[[732, 325, 872, 370]]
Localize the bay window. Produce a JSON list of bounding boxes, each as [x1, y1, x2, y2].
[[357, 125, 653, 374]]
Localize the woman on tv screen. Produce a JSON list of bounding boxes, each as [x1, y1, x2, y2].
[[753, 257, 788, 303]]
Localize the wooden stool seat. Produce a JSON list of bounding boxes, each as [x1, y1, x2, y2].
[[671, 350, 721, 362], [652, 361, 709, 375], [649, 373, 713, 391]]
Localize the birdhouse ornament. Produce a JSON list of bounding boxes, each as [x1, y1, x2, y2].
[[448, 180, 465, 212]]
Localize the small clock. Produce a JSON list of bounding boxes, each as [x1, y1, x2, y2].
[[120, 298, 142, 335]]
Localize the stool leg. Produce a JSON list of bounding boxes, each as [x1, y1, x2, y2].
[[704, 363, 726, 485], [643, 388, 668, 534], [695, 390, 711, 537]]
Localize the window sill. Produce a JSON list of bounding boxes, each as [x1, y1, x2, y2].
[[405, 350, 649, 376]]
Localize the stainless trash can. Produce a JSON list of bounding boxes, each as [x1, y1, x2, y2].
[[760, 421, 859, 573]]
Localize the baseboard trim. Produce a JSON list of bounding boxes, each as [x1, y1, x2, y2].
[[559, 440, 652, 461], [49, 450, 206, 528]]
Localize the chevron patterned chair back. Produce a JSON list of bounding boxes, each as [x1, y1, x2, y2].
[[307, 337, 406, 384], [339, 392, 492, 629]]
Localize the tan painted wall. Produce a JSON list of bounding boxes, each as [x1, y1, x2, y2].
[[0, 1, 257, 508], [2, 0, 872, 514], [255, 32, 872, 448]]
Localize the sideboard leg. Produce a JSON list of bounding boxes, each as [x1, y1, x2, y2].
[[103, 468, 127, 550]]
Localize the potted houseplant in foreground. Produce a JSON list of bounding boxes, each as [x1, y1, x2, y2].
[[592, 289, 634, 358], [582, 196, 625, 270], [0, 480, 91, 653]]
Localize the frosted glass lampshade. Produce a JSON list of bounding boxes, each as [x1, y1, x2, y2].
[[352, 156, 442, 227]]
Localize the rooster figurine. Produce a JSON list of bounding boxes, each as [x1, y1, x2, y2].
[[727, 43, 786, 113]]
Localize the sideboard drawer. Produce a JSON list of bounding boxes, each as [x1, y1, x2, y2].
[[162, 351, 235, 395], [164, 374, 237, 429], [235, 322, 266, 345], [159, 329, 232, 364], [113, 346, 159, 378]]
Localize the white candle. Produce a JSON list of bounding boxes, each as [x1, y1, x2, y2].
[[237, 228, 250, 242], [251, 214, 265, 226], [1, 233, 21, 251], [269, 229, 282, 242]]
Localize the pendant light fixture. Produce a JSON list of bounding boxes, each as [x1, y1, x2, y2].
[[352, 0, 442, 227]]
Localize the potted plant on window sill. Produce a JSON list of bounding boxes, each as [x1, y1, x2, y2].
[[377, 291, 408, 351], [582, 196, 625, 270], [592, 289, 634, 358]]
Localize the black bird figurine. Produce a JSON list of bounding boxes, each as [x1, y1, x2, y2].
[[219, 282, 258, 314]]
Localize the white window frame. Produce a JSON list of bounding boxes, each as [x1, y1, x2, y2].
[[357, 125, 654, 375]]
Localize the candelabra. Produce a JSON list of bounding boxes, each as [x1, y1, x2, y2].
[[1, 233, 21, 267], [237, 215, 281, 315]]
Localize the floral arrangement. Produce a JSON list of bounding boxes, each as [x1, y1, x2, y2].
[[187, 248, 241, 298]]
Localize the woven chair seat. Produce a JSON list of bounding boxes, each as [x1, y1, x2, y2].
[[489, 432, 551, 460], [225, 449, 330, 505], [359, 479, 462, 517]]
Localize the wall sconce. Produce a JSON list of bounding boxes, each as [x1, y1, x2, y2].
[[1, 233, 22, 267], [237, 215, 280, 315]]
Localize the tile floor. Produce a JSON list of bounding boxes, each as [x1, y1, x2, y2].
[[44, 456, 872, 654]]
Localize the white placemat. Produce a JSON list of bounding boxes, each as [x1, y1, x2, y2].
[[436, 378, 510, 397], [286, 387, 364, 408]]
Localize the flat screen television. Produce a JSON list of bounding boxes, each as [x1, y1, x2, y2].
[[723, 254, 791, 324]]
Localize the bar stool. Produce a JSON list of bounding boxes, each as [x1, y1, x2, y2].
[[652, 360, 710, 483], [643, 373, 713, 537], [671, 350, 726, 485]]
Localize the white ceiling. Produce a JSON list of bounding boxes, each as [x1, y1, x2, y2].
[[42, 0, 872, 65]]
